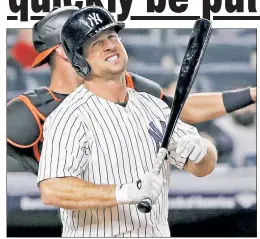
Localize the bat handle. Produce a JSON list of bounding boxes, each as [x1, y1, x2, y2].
[[137, 148, 166, 213]]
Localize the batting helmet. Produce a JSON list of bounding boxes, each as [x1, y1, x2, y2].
[[32, 6, 79, 67], [61, 6, 125, 78]]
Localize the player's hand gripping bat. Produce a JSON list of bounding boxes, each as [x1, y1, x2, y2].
[[137, 18, 212, 214]]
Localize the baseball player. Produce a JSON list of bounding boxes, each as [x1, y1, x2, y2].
[[7, 6, 256, 176], [36, 6, 217, 237]]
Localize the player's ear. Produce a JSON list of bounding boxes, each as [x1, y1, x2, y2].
[[55, 45, 70, 61]]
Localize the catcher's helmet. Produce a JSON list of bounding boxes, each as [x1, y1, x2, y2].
[[61, 6, 125, 78], [32, 6, 79, 67]]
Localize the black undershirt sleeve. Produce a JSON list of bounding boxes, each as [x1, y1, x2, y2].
[[161, 94, 174, 108]]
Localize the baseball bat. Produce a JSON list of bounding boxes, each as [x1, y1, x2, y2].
[[137, 18, 212, 214]]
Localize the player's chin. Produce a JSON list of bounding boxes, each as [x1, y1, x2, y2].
[[106, 62, 126, 74]]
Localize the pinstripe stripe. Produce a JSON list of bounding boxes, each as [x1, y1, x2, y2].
[[71, 213, 76, 237], [62, 150, 68, 177], [89, 151, 95, 237], [89, 209, 93, 237], [82, 211, 87, 237], [96, 209, 99, 237], [76, 133, 86, 158], [74, 210, 80, 237], [82, 168, 91, 237]]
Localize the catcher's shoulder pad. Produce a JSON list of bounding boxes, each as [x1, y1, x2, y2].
[[7, 87, 63, 148], [24, 86, 63, 118], [7, 95, 41, 148], [129, 72, 163, 99]]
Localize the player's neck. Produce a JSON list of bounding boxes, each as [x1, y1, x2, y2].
[[84, 73, 128, 103], [49, 64, 84, 94]]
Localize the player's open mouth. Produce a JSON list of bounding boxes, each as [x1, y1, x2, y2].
[[105, 54, 119, 62]]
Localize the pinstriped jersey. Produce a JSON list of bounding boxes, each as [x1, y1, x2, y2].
[[37, 84, 200, 237]]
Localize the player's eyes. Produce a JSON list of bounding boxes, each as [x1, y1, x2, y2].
[[91, 35, 118, 48], [92, 41, 101, 47], [108, 35, 117, 40]]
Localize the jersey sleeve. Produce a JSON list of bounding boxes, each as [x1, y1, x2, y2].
[[37, 109, 91, 184]]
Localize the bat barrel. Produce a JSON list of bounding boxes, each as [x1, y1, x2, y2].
[[161, 18, 212, 149]]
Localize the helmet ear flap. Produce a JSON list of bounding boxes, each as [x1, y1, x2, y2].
[[71, 53, 91, 78], [62, 38, 91, 78]]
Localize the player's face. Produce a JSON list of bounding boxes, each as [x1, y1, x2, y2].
[[83, 29, 128, 77]]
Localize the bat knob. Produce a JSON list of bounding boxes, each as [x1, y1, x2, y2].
[[137, 198, 152, 213]]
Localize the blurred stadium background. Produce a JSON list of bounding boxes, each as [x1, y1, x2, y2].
[[7, 28, 256, 237]]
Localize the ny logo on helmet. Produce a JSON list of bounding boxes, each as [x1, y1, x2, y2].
[[86, 13, 103, 29]]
